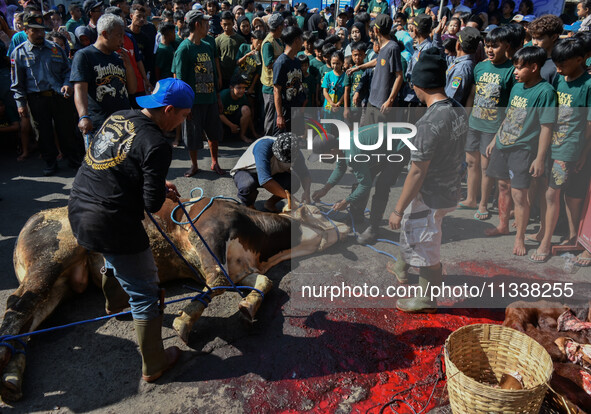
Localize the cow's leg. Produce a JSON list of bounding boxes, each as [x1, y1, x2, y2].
[[238, 274, 273, 322], [173, 299, 207, 345]]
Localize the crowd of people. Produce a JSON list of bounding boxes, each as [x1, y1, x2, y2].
[[1, 0, 590, 290]]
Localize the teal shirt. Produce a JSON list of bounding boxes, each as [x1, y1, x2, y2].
[[171, 38, 218, 105], [220, 88, 248, 117], [496, 80, 557, 152], [327, 124, 411, 204], [551, 72, 591, 162]]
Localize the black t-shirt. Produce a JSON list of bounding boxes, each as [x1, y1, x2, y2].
[[68, 110, 172, 254], [368, 39, 403, 108], [70, 45, 131, 130], [134, 24, 156, 79], [273, 53, 306, 108], [411, 98, 468, 209]]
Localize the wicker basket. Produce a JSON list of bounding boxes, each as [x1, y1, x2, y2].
[[444, 324, 553, 414]]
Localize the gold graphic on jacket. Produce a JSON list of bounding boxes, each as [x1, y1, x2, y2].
[[85, 115, 136, 170]]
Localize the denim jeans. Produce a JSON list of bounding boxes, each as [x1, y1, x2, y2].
[[103, 248, 160, 320]]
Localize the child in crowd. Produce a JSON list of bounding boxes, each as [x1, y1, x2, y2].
[[322, 51, 346, 110], [444, 17, 461, 40], [154, 23, 180, 80], [528, 14, 562, 83], [219, 74, 257, 144], [235, 29, 263, 95], [299, 31, 317, 62], [460, 27, 515, 220], [529, 38, 591, 262], [499, 0, 515, 25], [310, 39, 327, 82], [344, 55, 353, 71], [344, 41, 366, 108], [443, 37, 457, 65], [320, 43, 336, 83], [299, 54, 319, 107], [485, 46, 556, 256], [578, 0, 591, 32], [216, 11, 246, 89]]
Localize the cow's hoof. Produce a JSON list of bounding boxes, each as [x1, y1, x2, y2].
[[238, 300, 256, 323], [0, 382, 22, 402], [172, 314, 191, 345]]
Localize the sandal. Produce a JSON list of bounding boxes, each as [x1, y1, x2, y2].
[[529, 250, 550, 263], [474, 210, 490, 220], [457, 202, 478, 210], [575, 253, 591, 267]]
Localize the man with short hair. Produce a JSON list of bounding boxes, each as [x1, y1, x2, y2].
[[70, 13, 137, 137], [445, 26, 480, 105], [216, 10, 245, 89], [11, 13, 82, 175], [261, 13, 284, 135], [110, 0, 130, 20], [389, 48, 468, 313], [128, 4, 153, 97], [83, 0, 104, 43], [65, 4, 84, 33], [68, 77, 194, 383]]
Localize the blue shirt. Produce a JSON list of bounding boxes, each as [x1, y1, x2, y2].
[[445, 55, 475, 105], [10, 39, 72, 108]]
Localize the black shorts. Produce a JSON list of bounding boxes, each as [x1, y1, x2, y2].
[[565, 157, 591, 199], [182, 103, 222, 150], [548, 160, 575, 190], [486, 146, 535, 189], [465, 127, 496, 156]]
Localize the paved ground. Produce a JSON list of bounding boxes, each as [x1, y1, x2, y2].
[[0, 139, 589, 413]]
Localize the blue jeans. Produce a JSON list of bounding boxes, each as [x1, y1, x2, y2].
[[103, 248, 160, 320], [233, 170, 300, 206]]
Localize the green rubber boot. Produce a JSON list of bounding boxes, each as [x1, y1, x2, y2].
[[387, 257, 410, 284], [134, 316, 181, 382], [102, 274, 130, 315], [396, 264, 442, 314]]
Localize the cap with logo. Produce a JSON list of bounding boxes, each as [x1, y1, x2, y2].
[[457, 27, 481, 52], [136, 78, 195, 109], [23, 13, 49, 30], [413, 13, 432, 34], [374, 13, 392, 32], [268, 12, 285, 30], [184, 9, 211, 24]]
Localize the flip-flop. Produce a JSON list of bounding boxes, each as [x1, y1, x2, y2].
[[474, 210, 491, 220], [457, 202, 478, 210], [524, 235, 541, 245], [529, 250, 550, 263], [574, 254, 591, 267]]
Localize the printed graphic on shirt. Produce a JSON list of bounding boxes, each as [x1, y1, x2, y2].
[[194, 52, 215, 94], [85, 114, 136, 170], [285, 69, 303, 102], [472, 72, 502, 121], [94, 63, 128, 102], [552, 90, 574, 146], [498, 94, 528, 146]]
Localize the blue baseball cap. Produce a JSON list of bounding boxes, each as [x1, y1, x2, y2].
[[136, 78, 195, 109]]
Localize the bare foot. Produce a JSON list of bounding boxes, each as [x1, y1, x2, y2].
[[485, 227, 510, 237], [559, 237, 577, 246], [525, 233, 543, 243], [211, 163, 225, 175], [513, 238, 526, 256], [264, 200, 279, 213], [16, 152, 31, 161], [184, 166, 200, 177], [240, 136, 253, 144]]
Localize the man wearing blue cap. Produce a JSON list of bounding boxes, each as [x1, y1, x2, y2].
[[68, 78, 194, 383]]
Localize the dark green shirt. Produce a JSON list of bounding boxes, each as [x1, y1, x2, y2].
[[215, 32, 246, 82], [345, 70, 364, 107], [496, 80, 557, 152], [171, 38, 217, 105], [220, 88, 248, 117], [302, 72, 318, 106], [551, 72, 591, 162], [368, 0, 388, 15], [155, 40, 180, 80], [234, 43, 261, 88]]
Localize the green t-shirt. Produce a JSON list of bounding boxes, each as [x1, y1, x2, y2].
[[296, 15, 305, 29], [220, 88, 248, 117], [355, 0, 370, 9], [65, 18, 84, 33], [345, 70, 364, 107], [495, 80, 557, 152], [302, 72, 318, 106], [309, 56, 326, 80], [368, 0, 388, 15], [318, 64, 331, 85], [215, 33, 246, 82], [203, 35, 218, 58], [245, 11, 254, 22], [171, 38, 217, 105], [234, 43, 261, 88], [469, 59, 515, 133], [404, 7, 425, 16], [155, 40, 180, 80], [551, 72, 591, 162]]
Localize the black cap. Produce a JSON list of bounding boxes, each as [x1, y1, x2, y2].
[[296, 2, 307, 12], [374, 13, 392, 33], [458, 27, 481, 53], [413, 13, 432, 34], [412, 47, 447, 89], [23, 13, 49, 30], [83, 0, 104, 15], [184, 9, 211, 25]]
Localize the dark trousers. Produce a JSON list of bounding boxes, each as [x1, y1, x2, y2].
[[263, 93, 292, 136], [233, 170, 300, 206], [27, 92, 82, 166], [350, 147, 411, 226]]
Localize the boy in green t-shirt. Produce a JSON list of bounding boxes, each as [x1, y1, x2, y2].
[[529, 38, 591, 262], [154, 23, 180, 80], [460, 28, 514, 220], [235, 30, 263, 95], [344, 42, 367, 108], [219, 75, 258, 144], [298, 54, 319, 107], [485, 46, 557, 256], [216, 11, 246, 89], [309, 39, 327, 81], [368, 0, 388, 18]]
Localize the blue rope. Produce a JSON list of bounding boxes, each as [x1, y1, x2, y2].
[[171, 187, 240, 226]]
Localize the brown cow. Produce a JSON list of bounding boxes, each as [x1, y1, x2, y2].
[[0, 198, 349, 401], [504, 301, 591, 412]]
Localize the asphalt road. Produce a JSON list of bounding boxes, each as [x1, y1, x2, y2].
[[0, 138, 589, 413]]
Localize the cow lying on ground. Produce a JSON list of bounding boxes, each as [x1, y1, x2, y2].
[[504, 301, 591, 412], [0, 198, 349, 401]]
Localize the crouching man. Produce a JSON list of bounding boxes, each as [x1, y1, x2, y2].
[[68, 78, 194, 382], [388, 48, 468, 313], [230, 132, 312, 212]]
